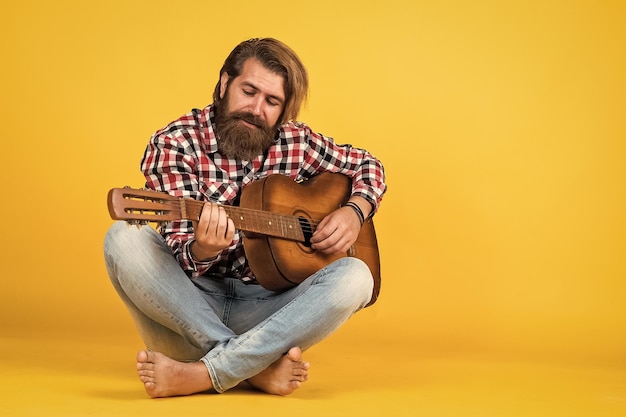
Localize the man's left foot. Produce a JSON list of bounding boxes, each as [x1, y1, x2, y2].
[[247, 347, 310, 396]]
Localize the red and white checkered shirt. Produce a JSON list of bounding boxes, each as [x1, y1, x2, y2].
[[141, 104, 387, 282]]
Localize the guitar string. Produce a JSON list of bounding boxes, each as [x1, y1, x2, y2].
[[146, 199, 323, 232]]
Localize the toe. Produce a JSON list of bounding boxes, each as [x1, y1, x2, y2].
[[286, 347, 302, 362], [137, 350, 149, 362]]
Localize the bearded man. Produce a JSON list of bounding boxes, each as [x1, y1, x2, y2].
[[104, 38, 386, 397]]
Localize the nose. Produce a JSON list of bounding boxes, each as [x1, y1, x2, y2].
[[249, 96, 264, 116]]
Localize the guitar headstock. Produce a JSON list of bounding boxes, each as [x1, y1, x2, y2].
[[107, 187, 182, 223]]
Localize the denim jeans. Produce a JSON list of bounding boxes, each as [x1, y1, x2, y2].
[[103, 221, 373, 393]]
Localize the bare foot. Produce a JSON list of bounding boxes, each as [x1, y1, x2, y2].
[[247, 347, 310, 396], [136, 350, 213, 398]]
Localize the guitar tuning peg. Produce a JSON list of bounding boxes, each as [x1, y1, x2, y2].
[[127, 219, 143, 229]]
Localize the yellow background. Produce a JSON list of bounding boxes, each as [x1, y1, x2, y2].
[[1, 0, 625, 415]]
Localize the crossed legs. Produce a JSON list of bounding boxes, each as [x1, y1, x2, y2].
[[103, 221, 373, 396]]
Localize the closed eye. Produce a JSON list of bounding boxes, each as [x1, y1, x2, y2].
[[240, 82, 284, 107]]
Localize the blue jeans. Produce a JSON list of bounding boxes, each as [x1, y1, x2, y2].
[[103, 221, 373, 393]]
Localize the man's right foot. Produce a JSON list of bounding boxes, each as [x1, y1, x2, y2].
[[136, 350, 213, 398]]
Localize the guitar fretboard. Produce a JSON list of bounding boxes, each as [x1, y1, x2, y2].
[[182, 199, 306, 241]]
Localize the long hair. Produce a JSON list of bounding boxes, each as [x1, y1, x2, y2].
[[213, 38, 308, 124]]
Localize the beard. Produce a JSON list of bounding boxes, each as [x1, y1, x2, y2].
[[214, 94, 278, 161]]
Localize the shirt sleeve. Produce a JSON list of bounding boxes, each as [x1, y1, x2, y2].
[[297, 124, 387, 213]]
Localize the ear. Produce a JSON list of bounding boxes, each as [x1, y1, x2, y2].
[[219, 72, 229, 99]]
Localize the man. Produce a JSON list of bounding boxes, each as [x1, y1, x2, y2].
[[104, 38, 386, 397]]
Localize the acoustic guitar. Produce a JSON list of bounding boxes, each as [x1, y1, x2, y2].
[[107, 173, 381, 306]]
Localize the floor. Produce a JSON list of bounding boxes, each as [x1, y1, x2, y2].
[[1, 331, 624, 417]]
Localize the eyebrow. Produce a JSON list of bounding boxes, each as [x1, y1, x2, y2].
[[241, 81, 285, 104]]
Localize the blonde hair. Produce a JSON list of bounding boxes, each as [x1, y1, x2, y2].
[[213, 38, 308, 124]]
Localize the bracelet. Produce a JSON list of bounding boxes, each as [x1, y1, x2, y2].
[[345, 202, 365, 226]]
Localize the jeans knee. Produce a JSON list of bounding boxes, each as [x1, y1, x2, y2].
[[104, 222, 132, 279], [103, 221, 161, 281], [104, 221, 157, 254], [325, 257, 374, 310], [104, 221, 130, 248], [104, 222, 133, 262]]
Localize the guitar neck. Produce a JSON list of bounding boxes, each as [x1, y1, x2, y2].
[[182, 199, 307, 242]]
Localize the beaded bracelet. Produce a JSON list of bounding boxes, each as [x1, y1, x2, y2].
[[345, 201, 365, 226]]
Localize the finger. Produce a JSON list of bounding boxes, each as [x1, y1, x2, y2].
[[316, 227, 357, 254], [214, 206, 231, 238], [197, 203, 223, 238], [320, 238, 348, 254], [202, 203, 217, 235], [311, 228, 341, 251], [310, 218, 336, 243], [208, 204, 230, 236], [225, 218, 236, 241], [193, 202, 210, 236]]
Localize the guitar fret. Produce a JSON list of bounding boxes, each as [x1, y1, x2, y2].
[[223, 207, 305, 242]]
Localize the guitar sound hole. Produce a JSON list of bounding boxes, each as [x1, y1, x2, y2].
[[298, 216, 313, 247]]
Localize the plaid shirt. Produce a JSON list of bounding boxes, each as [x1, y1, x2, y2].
[[141, 104, 386, 282]]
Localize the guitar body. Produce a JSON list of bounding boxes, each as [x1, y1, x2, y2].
[[240, 173, 381, 305], [107, 173, 381, 306]]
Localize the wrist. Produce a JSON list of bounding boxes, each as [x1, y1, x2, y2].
[[347, 196, 373, 219], [344, 202, 365, 226], [190, 240, 220, 262]]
